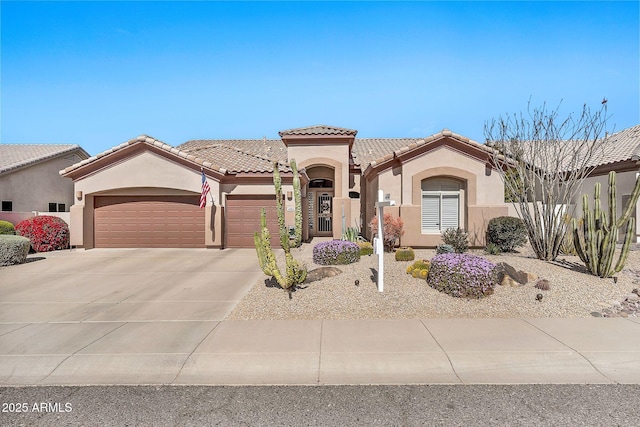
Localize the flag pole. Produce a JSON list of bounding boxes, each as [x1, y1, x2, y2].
[[201, 167, 214, 205]]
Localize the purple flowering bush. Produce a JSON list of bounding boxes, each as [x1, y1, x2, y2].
[[313, 240, 361, 265], [427, 253, 497, 299]]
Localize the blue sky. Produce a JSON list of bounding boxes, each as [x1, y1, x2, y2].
[[1, 1, 638, 155]]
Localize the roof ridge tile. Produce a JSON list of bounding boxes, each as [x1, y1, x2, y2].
[[0, 144, 89, 175], [60, 134, 228, 176]]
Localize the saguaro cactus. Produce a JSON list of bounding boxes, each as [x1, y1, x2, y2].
[[572, 171, 640, 278], [291, 159, 303, 248], [254, 160, 307, 290]]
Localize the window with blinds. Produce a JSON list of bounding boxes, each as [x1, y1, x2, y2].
[[421, 178, 461, 233]]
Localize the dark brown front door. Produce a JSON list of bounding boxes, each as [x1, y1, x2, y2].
[[226, 195, 278, 248], [94, 195, 205, 248]]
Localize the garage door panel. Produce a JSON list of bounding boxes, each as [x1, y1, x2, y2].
[[226, 195, 279, 248], [94, 196, 205, 248]]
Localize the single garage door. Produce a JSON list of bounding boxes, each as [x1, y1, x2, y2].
[[226, 195, 279, 248], [94, 195, 205, 248]]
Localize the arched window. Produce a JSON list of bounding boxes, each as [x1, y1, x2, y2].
[[421, 177, 461, 233]]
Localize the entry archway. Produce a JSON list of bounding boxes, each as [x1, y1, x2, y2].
[[305, 166, 335, 237]]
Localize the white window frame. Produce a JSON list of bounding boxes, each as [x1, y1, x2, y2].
[[421, 190, 460, 234]]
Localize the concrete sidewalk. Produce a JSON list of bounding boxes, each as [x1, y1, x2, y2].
[[2, 247, 639, 386], [1, 318, 639, 386]]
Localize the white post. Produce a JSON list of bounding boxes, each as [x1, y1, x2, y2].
[[377, 190, 384, 292], [374, 190, 395, 292]]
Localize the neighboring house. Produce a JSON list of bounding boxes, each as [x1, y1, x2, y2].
[[60, 125, 509, 249], [0, 144, 90, 224]]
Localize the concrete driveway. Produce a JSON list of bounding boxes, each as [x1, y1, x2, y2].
[[2, 248, 640, 386], [0, 248, 264, 384]]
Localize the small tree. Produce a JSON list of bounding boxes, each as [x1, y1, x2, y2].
[[485, 100, 609, 261], [369, 213, 404, 252]]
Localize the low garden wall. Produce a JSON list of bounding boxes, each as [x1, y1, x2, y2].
[[0, 212, 71, 228]]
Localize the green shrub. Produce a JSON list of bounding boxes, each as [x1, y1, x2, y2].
[[0, 220, 15, 235], [427, 253, 497, 299], [313, 240, 361, 265], [484, 243, 501, 255], [441, 228, 469, 253], [0, 235, 31, 266], [357, 241, 373, 256], [486, 216, 528, 253], [395, 247, 415, 261], [341, 227, 361, 242], [436, 244, 454, 254]]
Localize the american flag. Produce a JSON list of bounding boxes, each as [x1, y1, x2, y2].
[[200, 171, 210, 208]]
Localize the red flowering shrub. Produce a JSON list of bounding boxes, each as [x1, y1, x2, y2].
[[369, 213, 404, 252], [15, 216, 70, 252]]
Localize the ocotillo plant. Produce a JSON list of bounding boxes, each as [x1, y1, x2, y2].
[[572, 171, 640, 278], [254, 161, 307, 290]]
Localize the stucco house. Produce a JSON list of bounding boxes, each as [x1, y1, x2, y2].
[[60, 125, 511, 249], [0, 144, 90, 224], [59, 123, 640, 250]]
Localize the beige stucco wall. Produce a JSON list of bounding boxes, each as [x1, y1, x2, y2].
[[363, 175, 379, 239], [73, 151, 219, 197], [1, 153, 85, 213], [377, 166, 402, 205], [401, 146, 504, 206], [294, 146, 350, 199], [363, 145, 508, 247], [577, 171, 638, 213], [574, 170, 640, 242], [69, 150, 222, 248]]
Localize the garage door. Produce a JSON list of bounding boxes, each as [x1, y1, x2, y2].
[[226, 195, 279, 248], [94, 196, 205, 248]]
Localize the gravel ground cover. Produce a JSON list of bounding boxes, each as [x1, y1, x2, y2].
[[227, 243, 640, 320]]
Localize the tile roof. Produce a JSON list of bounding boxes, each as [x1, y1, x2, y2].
[[60, 135, 228, 176], [591, 124, 640, 167], [182, 130, 497, 172], [0, 144, 88, 175], [491, 124, 640, 172], [56, 124, 640, 179], [279, 125, 358, 137], [178, 139, 289, 173], [354, 129, 497, 170], [352, 138, 424, 168]]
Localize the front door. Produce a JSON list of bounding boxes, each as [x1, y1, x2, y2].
[[317, 192, 333, 235]]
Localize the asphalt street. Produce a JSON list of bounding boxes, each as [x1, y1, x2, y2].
[[1, 385, 639, 426]]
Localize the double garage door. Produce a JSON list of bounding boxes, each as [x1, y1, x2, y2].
[[94, 195, 279, 248], [94, 196, 205, 248]]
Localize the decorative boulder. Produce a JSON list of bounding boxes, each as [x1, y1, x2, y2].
[[495, 262, 534, 287], [304, 267, 343, 283]]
